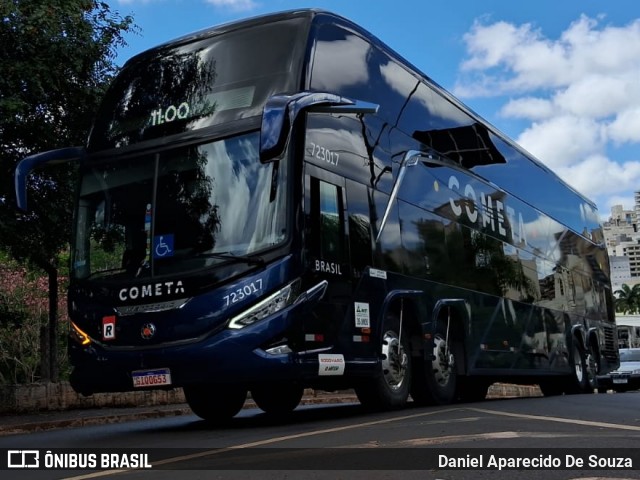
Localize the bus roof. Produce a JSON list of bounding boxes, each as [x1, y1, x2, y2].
[[124, 8, 596, 210]]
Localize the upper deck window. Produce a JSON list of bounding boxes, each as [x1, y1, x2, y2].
[[89, 17, 307, 151]]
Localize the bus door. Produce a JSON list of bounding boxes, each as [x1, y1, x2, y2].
[[302, 164, 352, 351]]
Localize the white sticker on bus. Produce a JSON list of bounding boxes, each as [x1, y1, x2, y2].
[[369, 268, 387, 279], [318, 354, 345, 376], [355, 302, 370, 328]]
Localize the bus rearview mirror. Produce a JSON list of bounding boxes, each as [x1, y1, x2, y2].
[[260, 91, 378, 163]]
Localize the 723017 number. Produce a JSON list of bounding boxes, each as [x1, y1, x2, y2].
[[223, 279, 263, 307], [309, 142, 339, 166]]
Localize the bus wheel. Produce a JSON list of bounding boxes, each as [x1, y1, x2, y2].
[[567, 339, 592, 394], [355, 314, 411, 410], [586, 346, 600, 391], [423, 323, 458, 404], [251, 384, 304, 415], [184, 384, 247, 423]]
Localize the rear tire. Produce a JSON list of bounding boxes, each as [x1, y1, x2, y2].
[[355, 313, 411, 410], [566, 338, 592, 394], [586, 343, 600, 392], [251, 384, 304, 415], [184, 384, 247, 423], [423, 321, 458, 404]]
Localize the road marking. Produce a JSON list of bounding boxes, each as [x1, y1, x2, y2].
[[384, 430, 576, 447], [62, 407, 460, 479], [62, 405, 640, 479], [468, 407, 640, 432]]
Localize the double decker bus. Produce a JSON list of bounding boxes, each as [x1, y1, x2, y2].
[[15, 9, 618, 422]]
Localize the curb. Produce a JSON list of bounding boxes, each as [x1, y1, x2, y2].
[[0, 395, 358, 437], [0, 406, 194, 437]]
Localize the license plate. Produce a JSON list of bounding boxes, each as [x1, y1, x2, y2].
[[132, 368, 172, 388], [613, 378, 628, 384]]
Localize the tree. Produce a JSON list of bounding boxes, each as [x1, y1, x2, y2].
[[614, 284, 640, 315], [0, 0, 136, 381]]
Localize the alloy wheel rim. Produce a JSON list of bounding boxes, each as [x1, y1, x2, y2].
[[381, 330, 408, 391]]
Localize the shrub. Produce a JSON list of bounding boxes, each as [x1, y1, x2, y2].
[[0, 256, 69, 384]]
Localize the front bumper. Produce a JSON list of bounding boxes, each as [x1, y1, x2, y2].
[[69, 291, 379, 395], [70, 300, 304, 394], [597, 373, 640, 392]]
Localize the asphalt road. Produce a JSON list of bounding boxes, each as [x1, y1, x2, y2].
[[2, 391, 640, 480]]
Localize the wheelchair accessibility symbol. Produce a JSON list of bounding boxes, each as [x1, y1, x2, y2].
[[153, 234, 174, 259]]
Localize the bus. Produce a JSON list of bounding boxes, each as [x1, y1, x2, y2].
[[15, 9, 619, 421]]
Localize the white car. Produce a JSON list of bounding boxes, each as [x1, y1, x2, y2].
[[599, 348, 640, 392]]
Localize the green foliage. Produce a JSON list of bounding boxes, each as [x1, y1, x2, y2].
[[614, 283, 640, 315], [0, 0, 136, 269], [0, 2, 137, 383], [0, 254, 70, 384]]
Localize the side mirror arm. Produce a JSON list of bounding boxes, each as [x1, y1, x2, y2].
[[15, 146, 85, 211]]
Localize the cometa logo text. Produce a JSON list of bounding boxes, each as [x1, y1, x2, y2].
[[118, 281, 185, 301]]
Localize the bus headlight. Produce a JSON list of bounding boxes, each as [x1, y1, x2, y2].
[[227, 279, 300, 329]]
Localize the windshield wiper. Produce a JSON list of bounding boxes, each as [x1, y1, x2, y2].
[[84, 267, 128, 280], [197, 252, 265, 267]]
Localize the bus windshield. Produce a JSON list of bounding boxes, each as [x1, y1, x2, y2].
[[72, 132, 288, 280], [88, 17, 307, 151]]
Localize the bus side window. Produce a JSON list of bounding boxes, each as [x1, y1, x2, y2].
[[310, 178, 345, 266]]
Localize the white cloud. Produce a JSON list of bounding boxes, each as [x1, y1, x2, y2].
[[115, 0, 259, 10], [554, 154, 640, 196], [608, 107, 640, 144], [553, 73, 640, 119], [500, 97, 553, 120], [456, 14, 640, 216], [459, 15, 640, 95], [204, 0, 258, 11], [516, 115, 605, 169]]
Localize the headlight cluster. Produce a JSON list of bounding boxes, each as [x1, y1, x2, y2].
[[227, 280, 300, 329]]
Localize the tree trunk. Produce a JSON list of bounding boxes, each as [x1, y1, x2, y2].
[[34, 257, 58, 383]]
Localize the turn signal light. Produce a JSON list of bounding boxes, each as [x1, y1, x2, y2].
[[70, 321, 92, 346]]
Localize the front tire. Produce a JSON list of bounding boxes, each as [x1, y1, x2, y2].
[[355, 314, 411, 410], [184, 384, 247, 423], [251, 384, 304, 415]]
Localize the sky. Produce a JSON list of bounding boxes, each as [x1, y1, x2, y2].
[[111, 0, 640, 220]]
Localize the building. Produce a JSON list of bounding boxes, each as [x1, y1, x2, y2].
[[610, 255, 632, 292], [604, 199, 640, 284]]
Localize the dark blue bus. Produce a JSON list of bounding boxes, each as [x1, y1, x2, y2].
[[15, 9, 618, 422]]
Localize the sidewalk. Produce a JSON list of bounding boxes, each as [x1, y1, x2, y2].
[[0, 384, 540, 436], [0, 403, 193, 436], [0, 391, 359, 436]]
